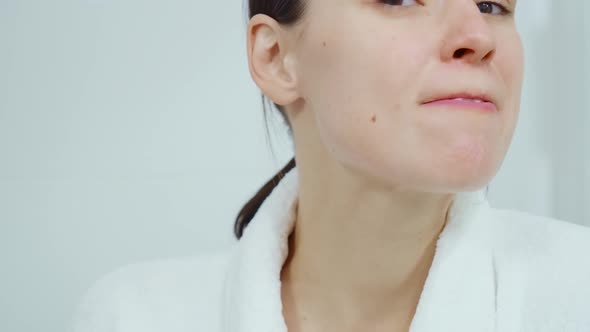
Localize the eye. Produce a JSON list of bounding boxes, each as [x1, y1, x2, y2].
[[378, 0, 420, 7], [477, 1, 512, 15]]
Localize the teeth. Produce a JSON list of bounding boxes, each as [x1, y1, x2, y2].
[[453, 98, 484, 103]]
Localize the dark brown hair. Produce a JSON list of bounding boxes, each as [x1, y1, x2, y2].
[[234, 0, 306, 239]]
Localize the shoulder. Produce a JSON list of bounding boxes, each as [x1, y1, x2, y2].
[[489, 208, 590, 330], [490, 207, 590, 260], [71, 246, 236, 332]]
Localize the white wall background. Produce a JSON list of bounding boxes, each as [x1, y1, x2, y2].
[[0, 1, 588, 331], [488, 0, 590, 223]]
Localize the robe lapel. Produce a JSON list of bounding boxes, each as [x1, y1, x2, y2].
[[408, 191, 497, 332], [222, 168, 299, 332]]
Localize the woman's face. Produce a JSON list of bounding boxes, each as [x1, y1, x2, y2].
[[289, 0, 523, 192]]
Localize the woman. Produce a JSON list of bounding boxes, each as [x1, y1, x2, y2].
[[73, 0, 590, 331]]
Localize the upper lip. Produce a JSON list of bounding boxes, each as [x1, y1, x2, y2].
[[422, 91, 496, 106]]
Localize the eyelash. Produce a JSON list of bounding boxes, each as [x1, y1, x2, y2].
[[377, 1, 513, 16]]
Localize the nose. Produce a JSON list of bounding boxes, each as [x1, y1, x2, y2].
[[439, 1, 497, 64]]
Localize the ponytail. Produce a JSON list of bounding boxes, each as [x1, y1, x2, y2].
[[237, 0, 306, 239], [234, 157, 296, 239]]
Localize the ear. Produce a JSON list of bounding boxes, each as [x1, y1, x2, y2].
[[246, 14, 300, 106]]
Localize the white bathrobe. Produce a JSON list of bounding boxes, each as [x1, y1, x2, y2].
[[72, 167, 590, 332]]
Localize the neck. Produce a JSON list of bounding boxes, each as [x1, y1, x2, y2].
[[280, 161, 454, 329]]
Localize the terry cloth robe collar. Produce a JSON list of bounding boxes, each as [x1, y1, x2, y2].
[[222, 166, 496, 332]]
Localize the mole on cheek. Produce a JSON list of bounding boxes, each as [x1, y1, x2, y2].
[[371, 115, 377, 123], [322, 41, 327, 47]]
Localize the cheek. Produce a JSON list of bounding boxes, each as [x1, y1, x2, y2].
[[299, 32, 448, 179], [496, 36, 525, 144], [496, 30, 524, 97], [500, 49, 524, 101], [299, 37, 413, 157], [299, 29, 425, 122]]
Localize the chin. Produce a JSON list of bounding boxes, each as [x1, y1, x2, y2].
[[439, 164, 499, 192]]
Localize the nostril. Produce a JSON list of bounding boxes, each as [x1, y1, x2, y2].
[[483, 49, 495, 61], [454, 48, 469, 58]]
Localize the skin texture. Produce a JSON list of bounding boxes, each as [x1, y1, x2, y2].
[[247, 0, 523, 331]]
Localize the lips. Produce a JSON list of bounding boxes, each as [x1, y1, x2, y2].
[[420, 91, 498, 112], [423, 93, 494, 105]]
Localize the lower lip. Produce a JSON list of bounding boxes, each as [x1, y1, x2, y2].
[[423, 99, 497, 112]]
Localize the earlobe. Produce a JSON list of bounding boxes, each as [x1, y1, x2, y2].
[[247, 14, 300, 107]]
